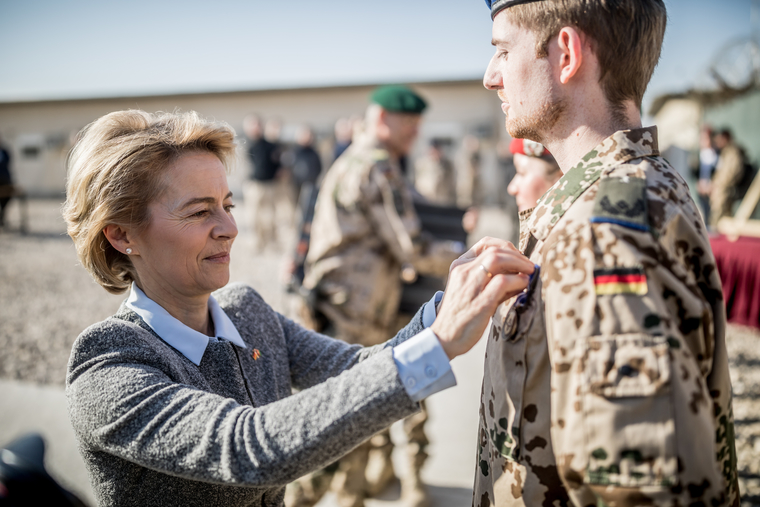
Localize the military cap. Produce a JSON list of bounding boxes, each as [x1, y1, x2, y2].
[[370, 85, 427, 114], [485, 0, 545, 20], [510, 138, 553, 159]]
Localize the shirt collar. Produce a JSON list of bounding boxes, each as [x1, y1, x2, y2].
[[528, 126, 659, 242], [126, 282, 246, 365]]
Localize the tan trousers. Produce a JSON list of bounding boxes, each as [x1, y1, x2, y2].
[[286, 309, 430, 507], [244, 179, 279, 250], [286, 402, 429, 507]]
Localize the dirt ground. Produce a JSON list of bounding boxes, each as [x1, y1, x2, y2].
[[1, 198, 759, 504]]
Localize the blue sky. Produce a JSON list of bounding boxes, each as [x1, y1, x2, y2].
[[0, 0, 755, 111]]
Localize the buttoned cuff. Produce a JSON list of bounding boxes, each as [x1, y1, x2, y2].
[[393, 327, 456, 402], [421, 291, 444, 328]]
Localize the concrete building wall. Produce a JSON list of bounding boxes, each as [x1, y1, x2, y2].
[[0, 80, 504, 198]]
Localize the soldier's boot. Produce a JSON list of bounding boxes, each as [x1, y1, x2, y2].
[[364, 430, 396, 497], [331, 441, 371, 507], [401, 401, 430, 507]]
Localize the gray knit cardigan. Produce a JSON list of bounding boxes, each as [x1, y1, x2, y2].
[[66, 283, 424, 507]]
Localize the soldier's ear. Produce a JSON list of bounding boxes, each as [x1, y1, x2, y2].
[[556, 26, 583, 85], [375, 109, 392, 139]]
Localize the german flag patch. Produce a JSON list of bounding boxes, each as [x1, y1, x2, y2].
[[593, 267, 647, 296]]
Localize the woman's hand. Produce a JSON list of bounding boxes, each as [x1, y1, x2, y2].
[[432, 237, 533, 360]]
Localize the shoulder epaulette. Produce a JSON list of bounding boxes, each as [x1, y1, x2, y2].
[[589, 175, 650, 232]]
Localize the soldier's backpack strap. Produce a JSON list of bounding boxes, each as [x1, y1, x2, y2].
[[589, 175, 651, 233]]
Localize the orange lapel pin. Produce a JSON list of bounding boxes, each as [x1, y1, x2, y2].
[[252, 348, 261, 360]]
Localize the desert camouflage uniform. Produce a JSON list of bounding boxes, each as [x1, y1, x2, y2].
[[298, 139, 458, 507], [414, 154, 457, 206], [304, 139, 457, 344], [473, 127, 739, 507]]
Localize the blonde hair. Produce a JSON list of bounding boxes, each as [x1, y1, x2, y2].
[[508, 0, 666, 121], [63, 110, 236, 294]]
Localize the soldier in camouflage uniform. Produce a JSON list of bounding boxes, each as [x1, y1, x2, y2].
[[414, 139, 457, 206], [709, 129, 746, 229], [297, 85, 463, 507], [473, 0, 739, 505]]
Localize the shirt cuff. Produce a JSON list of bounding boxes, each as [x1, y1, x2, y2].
[[421, 291, 444, 328], [392, 327, 456, 402]]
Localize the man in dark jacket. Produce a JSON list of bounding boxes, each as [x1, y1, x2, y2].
[[243, 115, 283, 251], [0, 138, 13, 227]]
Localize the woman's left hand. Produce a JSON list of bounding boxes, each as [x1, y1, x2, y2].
[[431, 237, 533, 360]]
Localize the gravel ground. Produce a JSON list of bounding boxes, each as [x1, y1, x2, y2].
[[0, 198, 293, 384], [1, 198, 759, 504], [727, 325, 760, 505]]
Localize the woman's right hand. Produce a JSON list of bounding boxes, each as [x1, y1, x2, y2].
[[431, 237, 534, 360]]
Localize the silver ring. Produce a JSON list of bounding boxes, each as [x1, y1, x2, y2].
[[479, 264, 493, 279]]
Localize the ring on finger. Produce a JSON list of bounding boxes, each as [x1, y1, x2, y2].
[[479, 264, 493, 279]]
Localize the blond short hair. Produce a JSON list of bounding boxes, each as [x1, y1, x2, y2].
[[63, 110, 236, 294], [507, 0, 666, 120]]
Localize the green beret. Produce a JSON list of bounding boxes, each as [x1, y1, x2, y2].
[[370, 85, 427, 114]]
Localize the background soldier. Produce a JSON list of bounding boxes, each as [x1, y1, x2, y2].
[[243, 114, 284, 251], [475, 0, 738, 505], [696, 126, 718, 224], [296, 85, 462, 507], [414, 138, 457, 206], [710, 128, 747, 228], [458, 134, 484, 209]]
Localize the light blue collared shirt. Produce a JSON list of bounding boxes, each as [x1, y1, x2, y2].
[[394, 291, 456, 401], [126, 283, 246, 366], [126, 284, 455, 401]]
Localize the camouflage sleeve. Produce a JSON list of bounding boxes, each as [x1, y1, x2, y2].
[[362, 163, 417, 265], [543, 177, 738, 506]]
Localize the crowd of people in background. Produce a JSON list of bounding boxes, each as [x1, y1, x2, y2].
[[0, 85, 755, 507], [697, 125, 756, 227], [238, 99, 758, 506], [240, 115, 759, 268]]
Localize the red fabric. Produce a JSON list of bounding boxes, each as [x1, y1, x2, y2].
[[710, 234, 760, 330], [594, 274, 646, 284], [509, 138, 551, 158]]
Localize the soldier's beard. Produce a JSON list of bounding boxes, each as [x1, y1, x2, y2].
[[506, 96, 566, 144]]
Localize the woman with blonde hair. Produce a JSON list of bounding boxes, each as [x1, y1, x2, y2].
[[63, 110, 533, 507]]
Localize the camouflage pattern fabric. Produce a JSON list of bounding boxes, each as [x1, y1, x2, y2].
[[304, 139, 458, 346], [459, 152, 483, 209], [300, 138, 459, 507], [473, 127, 739, 507], [414, 155, 457, 206]]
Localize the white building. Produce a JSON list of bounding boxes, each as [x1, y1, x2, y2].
[[0, 79, 507, 200]]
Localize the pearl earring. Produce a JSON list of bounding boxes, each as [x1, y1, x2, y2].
[[126, 248, 132, 254]]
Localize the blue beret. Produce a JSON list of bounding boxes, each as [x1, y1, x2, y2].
[[485, 0, 545, 20], [370, 85, 427, 114]]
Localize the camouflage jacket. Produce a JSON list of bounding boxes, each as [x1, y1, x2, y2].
[[474, 127, 739, 507], [414, 155, 457, 206], [304, 140, 456, 344]]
